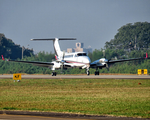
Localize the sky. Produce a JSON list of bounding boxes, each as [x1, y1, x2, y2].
[[0, 0, 150, 54]]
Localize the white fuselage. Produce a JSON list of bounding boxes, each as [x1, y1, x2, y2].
[[50, 38, 91, 71], [53, 52, 91, 70], [64, 52, 91, 68]]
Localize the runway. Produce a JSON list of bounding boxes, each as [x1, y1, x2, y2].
[[0, 111, 148, 120], [0, 74, 150, 79]]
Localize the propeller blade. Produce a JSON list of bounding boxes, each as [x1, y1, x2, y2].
[[61, 64, 64, 73], [103, 49, 106, 58], [61, 51, 65, 73], [62, 51, 65, 60], [106, 63, 109, 72]]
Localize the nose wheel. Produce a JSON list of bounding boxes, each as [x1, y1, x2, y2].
[[87, 71, 90, 75]]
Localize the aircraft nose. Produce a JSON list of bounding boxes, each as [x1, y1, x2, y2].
[[85, 57, 91, 64]]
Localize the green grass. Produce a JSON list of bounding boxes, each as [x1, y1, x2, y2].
[[0, 78, 150, 118]]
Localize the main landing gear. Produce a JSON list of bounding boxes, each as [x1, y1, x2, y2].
[[95, 68, 99, 75], [52, 72, 57, 76], [95, 71, 99, 75]]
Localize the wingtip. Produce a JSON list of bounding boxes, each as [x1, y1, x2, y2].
[[1, 55, 5, 61], [146, 53, 148, 58], [144, 53, 148, 59]]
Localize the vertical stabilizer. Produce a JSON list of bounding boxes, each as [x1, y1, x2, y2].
[[31, 38, 76, 59], [53, 38, 63, 57]]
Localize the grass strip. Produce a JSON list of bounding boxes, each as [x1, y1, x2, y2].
[[0, 78, 150, 118]]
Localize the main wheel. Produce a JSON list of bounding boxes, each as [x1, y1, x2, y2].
[[95, 71, 99, 75]]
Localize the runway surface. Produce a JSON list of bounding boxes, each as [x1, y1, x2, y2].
[[0, 74, 150, 79], [0, 111, 148, 120]]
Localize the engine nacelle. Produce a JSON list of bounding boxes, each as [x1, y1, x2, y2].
[[51, 61, 61, 70], [99, 58, 108, 63], [91, 58, 108, 68]]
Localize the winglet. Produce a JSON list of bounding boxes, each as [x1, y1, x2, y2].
[[144, 53, 148, 59], [146, 53, 148, 58], [1, 55, 5, 61]]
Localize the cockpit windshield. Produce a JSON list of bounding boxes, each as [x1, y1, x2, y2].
[[77, 53, 87, 56]]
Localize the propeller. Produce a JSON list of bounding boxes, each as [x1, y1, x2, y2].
[[103, 49, 111, 72], [105, 59, 111, 72], [103, 49, 106, 58], [106, 62, 109, 72], [61, 51, 65, 73]]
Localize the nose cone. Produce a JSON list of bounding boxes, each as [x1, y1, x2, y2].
[[87, 57, 91, 63], [83, 56, 91, 63], [78, 56, 91, 67], [84, 56, 91, 67]]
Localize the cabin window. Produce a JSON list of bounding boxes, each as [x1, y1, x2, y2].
[[64, 55, 73, 58]]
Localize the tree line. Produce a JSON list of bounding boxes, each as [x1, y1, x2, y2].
[[0, 33, 33, 59], [105, 22, 150, 50]]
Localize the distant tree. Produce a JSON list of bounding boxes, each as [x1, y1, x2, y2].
[[0, 33, 34, 59], [105, 22, 150, 50]]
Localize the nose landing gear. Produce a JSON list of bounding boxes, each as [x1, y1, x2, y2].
[[52, 72, 57, 76], [86, 67, 90, 76]]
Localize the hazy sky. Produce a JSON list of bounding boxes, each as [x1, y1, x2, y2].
[[0, 0, 150, 53]]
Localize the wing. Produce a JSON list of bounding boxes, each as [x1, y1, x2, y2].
[[8, 59, 54, 68], [90, 53, 149, 69], [1, 55, 71, 69], [108, 57, 146, 63], [109, 53, 149, 63]]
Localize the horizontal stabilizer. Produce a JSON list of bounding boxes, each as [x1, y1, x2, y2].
[[31, 38, 76, 41]]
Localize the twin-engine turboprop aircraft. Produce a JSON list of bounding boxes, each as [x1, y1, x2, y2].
[[1, 38, 149, 76]]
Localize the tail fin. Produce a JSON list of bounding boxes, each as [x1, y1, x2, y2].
[[53, 38, 63, 57], [1, 55, 5, 61], [31, 38, 76, 58]]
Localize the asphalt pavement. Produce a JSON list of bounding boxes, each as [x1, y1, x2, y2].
[[0, 74, 150, 79], [0, 111, 149, 120]]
